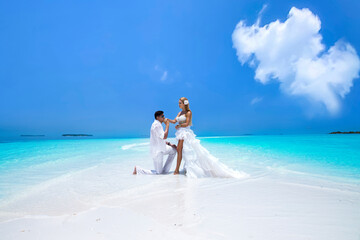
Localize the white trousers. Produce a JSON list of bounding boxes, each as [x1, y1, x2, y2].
[[136, 145, 176, 174]]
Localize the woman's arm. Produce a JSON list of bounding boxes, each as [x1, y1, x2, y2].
[[176, 111, 192, 129], [166, 112, 180, 124], [167, 118, 177, 124]]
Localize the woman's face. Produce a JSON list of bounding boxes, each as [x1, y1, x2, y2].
[[179, 100, 184, 109]]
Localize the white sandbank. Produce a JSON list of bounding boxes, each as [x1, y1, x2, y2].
[[0, 170, 359, 240]]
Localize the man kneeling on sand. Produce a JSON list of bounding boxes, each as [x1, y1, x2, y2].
[[133, 110, 177, 174]]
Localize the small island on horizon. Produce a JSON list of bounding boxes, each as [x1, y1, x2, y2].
[[329, 131, 360, 134], [20, 135, 45, 137], [62, 134, 93, 137]]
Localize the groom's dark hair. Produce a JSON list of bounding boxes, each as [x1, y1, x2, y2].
[[154, 111, 164, 119]]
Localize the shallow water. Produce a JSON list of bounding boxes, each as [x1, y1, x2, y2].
[[0, 135, 359, 221], [200, 135, 360, 179]]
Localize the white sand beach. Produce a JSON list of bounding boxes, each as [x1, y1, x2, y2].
[[1, 169, 359, 240]]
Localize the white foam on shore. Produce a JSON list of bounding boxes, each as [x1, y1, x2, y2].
[[121, 142, 149, 150]]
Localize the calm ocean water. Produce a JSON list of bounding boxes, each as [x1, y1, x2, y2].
[[0, 134, 359, 207]]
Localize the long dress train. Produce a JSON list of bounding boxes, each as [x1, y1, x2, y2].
[[176, 127, 247, 178]]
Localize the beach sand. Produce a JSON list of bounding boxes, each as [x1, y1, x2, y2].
[[1, 137, 359, 240], [1, 171, 359, 240]]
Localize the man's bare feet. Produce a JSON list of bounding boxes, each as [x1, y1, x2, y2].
[[133, 166, 137, 175], [174, 170, 179, 175]]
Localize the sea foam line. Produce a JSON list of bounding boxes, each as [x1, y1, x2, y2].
[[121, 142, 149, 150]]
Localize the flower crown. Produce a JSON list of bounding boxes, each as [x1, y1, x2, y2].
[[183, 100, 189, 105]]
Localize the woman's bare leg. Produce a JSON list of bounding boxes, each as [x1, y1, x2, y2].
[[174, 140, 184, 174]]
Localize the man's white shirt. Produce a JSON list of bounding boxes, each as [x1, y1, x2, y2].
[[150, 120, 167, 158], [137, 119, 176, 174]]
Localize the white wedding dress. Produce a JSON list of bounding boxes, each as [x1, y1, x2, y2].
[[175, 115, 247, 178]]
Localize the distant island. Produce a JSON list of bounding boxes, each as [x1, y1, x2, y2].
[[329, 131, 360, 134], [62, 134, 93, 137], [20, 135, 45, 137]]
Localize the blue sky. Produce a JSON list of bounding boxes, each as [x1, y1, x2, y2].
[[0, 0, 359, 137]]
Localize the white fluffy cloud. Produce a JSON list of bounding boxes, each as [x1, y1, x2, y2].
[[232, 7, 360, 114]]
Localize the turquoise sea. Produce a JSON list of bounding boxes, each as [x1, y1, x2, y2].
[[0, 134, 359, 220]]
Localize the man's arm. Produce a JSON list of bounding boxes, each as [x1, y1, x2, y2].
[[163, 120, 170, 139], [166, 141, 177, 149]]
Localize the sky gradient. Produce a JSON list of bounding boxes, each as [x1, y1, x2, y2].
[[1, 0, 359, 138]]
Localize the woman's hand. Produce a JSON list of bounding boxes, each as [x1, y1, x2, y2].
[[175, 125, 180, 130]]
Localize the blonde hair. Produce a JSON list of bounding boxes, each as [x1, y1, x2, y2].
[[180, 97, 192, 125], [180, 97, 190, 111]]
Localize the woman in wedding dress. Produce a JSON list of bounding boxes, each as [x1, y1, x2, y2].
[[167, 97, 246, 178]]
